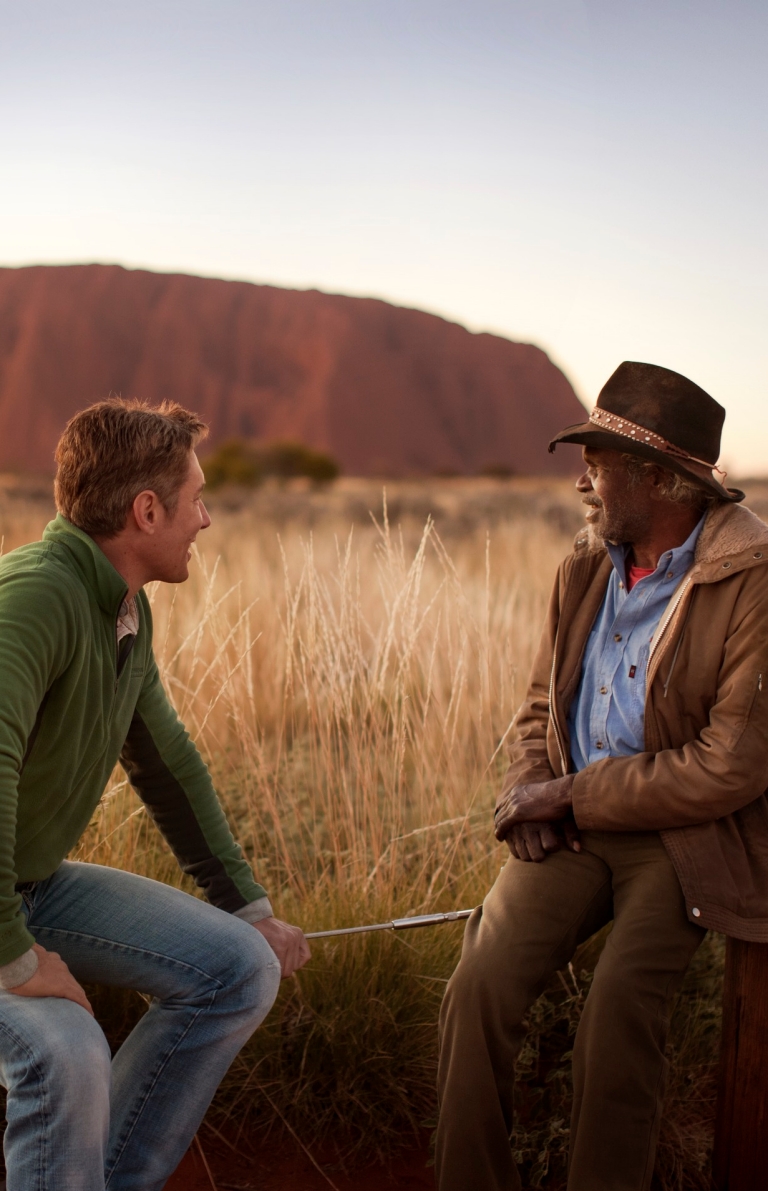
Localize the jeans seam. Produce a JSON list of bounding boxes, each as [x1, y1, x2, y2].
[[103, 990, 217, 1188], [29, 927, 227, 987], [0, 1018, 51, 1191]]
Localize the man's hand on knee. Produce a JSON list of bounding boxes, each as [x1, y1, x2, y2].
[[494, 776, 575, 836], [8, 943, 94, 1015], [253, 918, 311, 978], [494, 777, 580, 862], [502, 819, 581, 862]]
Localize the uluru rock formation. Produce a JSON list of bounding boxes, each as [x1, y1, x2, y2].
[[0, 264, 585, 476]]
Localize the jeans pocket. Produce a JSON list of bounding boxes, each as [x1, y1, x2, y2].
[[17, 882, 39, 919]]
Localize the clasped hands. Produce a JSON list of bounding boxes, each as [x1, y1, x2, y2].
[[494, 775, 580, 862]]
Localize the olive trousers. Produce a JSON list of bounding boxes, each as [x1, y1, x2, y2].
[[436, 831, 706, 1191]]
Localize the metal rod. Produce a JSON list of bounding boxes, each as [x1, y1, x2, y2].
[[306, 908, 474, 940]]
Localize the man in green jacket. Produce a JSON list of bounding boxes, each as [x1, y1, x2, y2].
[[0, 399, 309, 1190]]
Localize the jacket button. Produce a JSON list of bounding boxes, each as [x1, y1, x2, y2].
[[614, 633, 622, 642], [722, 562, 732, 569], [595, 741, 604, 749], [754, 552, 763, 559], [600, 686, 608, 694], [691, 907, 701, 917]]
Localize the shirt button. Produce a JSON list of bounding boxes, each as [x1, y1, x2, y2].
[[618, 581, 624, 589], [614, 633, 622, 642], [600, 686, 608, 694], [666, 571, 673, 579], [691, 907, 701, 918], [596, 741, 604, 749]]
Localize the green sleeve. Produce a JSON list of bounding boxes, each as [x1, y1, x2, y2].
[[119, 650, 268, 910], [0, 568, 75, 964]]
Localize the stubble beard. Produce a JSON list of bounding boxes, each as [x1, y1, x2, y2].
[[583, 496, 649, 550]]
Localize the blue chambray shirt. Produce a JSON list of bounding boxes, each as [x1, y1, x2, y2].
[[567, 515, 705, 771]]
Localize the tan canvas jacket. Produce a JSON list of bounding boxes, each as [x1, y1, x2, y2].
[[504, 501, 768, 941]]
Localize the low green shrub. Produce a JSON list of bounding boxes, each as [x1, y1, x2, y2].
[[202, 439, 339, 489]]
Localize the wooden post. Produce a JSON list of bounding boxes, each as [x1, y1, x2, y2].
[[712, 938, 768, 1188]]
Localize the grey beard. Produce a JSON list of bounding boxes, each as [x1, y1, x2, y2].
[[583, 500, 645, 551], [586, 521, 608, 551]]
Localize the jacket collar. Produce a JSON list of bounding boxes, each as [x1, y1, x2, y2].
[[692, 502, 768, 582], [43, 515, 129, 618]]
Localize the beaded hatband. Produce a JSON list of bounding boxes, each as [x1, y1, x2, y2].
[[588, 407, 727, 479]]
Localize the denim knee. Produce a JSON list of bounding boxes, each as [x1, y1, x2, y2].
[[208, 916, 281, 1018], [0, 998, 111, 1104], [39, 1010, 112, 1098]]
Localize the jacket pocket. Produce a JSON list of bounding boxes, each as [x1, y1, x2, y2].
[[729, 672, 763, 750]]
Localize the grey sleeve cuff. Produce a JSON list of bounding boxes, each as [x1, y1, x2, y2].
[[234, 897, 274, 925], [0, 947, 38, 990]]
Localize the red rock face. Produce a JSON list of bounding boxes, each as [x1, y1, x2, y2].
[[0, 264, 586, 475]]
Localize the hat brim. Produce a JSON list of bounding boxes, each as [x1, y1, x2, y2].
[[549, 421, 744, 504]]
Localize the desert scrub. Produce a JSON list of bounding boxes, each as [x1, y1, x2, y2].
[[53, 488, 724, 1181]]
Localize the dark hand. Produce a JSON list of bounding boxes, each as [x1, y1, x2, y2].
[[253, 917, 311, 978], [504, 819, 581, 862], [494, 775, 575, 839]]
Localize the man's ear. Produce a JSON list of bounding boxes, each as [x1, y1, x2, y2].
[[131, 490, 162, 534], [647, 466, 670, 502]]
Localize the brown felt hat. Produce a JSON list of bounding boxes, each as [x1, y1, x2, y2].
[[549, 361, 743, 503]]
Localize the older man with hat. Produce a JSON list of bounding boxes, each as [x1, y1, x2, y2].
[[436, 362, 768, 1191]]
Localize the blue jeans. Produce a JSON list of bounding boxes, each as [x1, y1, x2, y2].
[[0, 861, 281, 1191]]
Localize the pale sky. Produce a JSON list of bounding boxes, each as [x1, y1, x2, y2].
[[2, 0, 766, 474]]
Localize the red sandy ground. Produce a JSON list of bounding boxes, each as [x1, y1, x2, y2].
[[166, 1133, 435, 1191]]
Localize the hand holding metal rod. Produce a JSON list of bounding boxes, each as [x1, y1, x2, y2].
[[306, 908, 474, 939]]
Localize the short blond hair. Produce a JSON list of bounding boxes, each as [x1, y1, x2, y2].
[[55, 399, 208, 537]]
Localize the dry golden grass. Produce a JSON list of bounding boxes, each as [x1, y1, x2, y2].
[[0, 476, 726, 1186]]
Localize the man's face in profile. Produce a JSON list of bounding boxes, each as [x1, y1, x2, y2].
[[577, 447, 654, 547], [151, 452, 211, 584]]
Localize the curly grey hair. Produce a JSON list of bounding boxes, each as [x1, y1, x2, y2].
[[622, 454, 723, 511]]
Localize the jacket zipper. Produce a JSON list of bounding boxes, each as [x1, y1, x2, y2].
[[548, 637, 569, 777], [646, 574, 694, 687], [547, 555, 606, 779], [109, 613, 121, 716]]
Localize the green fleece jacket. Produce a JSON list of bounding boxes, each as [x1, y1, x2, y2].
[[0, 515, 268, 968]]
